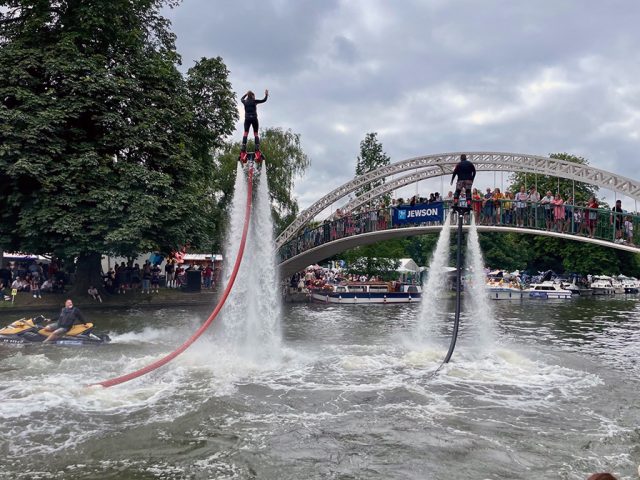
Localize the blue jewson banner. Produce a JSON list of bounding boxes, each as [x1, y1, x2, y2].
[[392, 202, 444, 225]]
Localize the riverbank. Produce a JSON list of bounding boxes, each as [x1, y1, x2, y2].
[[0, 288, 218, 315]]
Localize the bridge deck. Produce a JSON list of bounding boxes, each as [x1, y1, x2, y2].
[[278, 201, 640, 278]]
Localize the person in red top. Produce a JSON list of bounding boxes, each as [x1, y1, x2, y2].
[[552, 193, 565, 232], [203, 264, 213, 289], [471, 188, 482, 222]]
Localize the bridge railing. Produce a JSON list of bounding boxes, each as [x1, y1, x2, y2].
[[277, 200, 640, 264]]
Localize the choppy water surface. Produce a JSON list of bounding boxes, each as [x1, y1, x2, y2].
[[0, 297, 639, 479]]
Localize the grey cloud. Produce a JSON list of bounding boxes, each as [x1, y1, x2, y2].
[[166, 0, 640, 209]]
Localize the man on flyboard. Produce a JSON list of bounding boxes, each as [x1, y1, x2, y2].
[[239, 89, 269, 163], [450, 154, 476, 210]]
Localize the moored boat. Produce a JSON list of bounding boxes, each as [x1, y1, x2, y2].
[[616, 275, 639, 294], [485, 270, 523, 300], [525, 281, 572, 299], [311, 282, 421, 304], [487, 285, 524, 300], [561, 281, 593, 296], [590, 276, 616, 295]]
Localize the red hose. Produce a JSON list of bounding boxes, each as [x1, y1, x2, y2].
[[91, 166, 254, 388]]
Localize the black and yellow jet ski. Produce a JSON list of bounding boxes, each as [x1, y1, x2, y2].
[[0, 315, 110, 345]]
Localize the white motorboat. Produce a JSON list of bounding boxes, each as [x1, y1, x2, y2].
[[487, 285, 524, 300], [590, 276, 616, 295], [486, 279, 523, 300], [561, 281, 593, 296], [617, 275, 640, 294], [525, 281, 572, 299], [485, 270, 524, 300]]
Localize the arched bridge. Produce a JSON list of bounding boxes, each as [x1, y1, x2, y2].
[[277, 152, 640, 277]]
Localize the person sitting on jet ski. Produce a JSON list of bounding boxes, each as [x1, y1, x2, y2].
[[43, 298, 88, 343], [450, 154, 476, 208], [239, 89, 268, 162]]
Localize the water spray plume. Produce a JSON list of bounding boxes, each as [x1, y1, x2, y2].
[[90, 164, 254, 388], [465, 214, 496, 349], [416, 213, 453, 340]]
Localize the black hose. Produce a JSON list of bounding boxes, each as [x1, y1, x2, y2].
[[444, 210, 464, 363], [424, 210, 464, 379]]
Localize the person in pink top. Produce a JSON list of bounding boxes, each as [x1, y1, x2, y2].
[[552, 193, 565, 232]]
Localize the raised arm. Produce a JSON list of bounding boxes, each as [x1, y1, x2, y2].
[[256, 89, 269, 104]]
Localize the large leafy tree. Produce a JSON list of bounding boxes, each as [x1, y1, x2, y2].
[[0, 1, 237, 292], [354, 132, 390, 198], [508, 152, 599, 204], [340, 240, 403, 280], [215, 127, 310, 238]]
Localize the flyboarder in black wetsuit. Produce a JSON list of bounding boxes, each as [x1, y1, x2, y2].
[[450, 154, 476, 209], [239, 89, 269, 163]]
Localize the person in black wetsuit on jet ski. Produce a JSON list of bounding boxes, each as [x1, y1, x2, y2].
[[239, 89, 269, 163], [43, 298, 88, 343]]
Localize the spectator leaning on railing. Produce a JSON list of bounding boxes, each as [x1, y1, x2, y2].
[[611, 199, 624, 243], [587, 196, 599, 238]]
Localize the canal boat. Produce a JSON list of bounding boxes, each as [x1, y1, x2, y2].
[[311, 282, 421, 304], [525, 281, 572, 299]]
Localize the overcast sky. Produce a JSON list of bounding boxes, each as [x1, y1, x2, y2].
[[165, 0, 640, 211]]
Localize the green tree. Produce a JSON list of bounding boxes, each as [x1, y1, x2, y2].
[[0, 1, 236, 293], [404, 234, 439, 267], [479, 232, 534, 271], [508, 152, 599, 204], [355, 132, 390, 198], [340, 239, 404, 279], [215, 127, 310, 236]]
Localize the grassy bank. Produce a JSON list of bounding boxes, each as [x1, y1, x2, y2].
[[0, 288, 218, 315]]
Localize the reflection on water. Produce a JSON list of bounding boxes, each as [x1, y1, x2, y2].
[[0, 297, 639, 479]]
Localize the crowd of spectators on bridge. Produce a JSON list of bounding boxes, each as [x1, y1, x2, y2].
[[279, 185, 638, 262]]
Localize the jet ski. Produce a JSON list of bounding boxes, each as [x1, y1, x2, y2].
[[0, 315, 110, 346]]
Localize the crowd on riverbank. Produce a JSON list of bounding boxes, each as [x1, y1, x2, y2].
[[0, 256, 221, 303]]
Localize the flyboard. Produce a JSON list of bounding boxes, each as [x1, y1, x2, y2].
[[239, 150, 265, 164]]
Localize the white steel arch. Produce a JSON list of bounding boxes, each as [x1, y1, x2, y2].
[[276, 152, 640, 249]]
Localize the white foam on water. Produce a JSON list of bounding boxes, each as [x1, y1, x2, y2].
[[218, 163, 282, 363]]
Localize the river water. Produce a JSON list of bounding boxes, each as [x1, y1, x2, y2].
[[0, 296, 639, 479]]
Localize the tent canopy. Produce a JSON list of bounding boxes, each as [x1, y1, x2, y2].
[[397, 258, 420, 273]]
